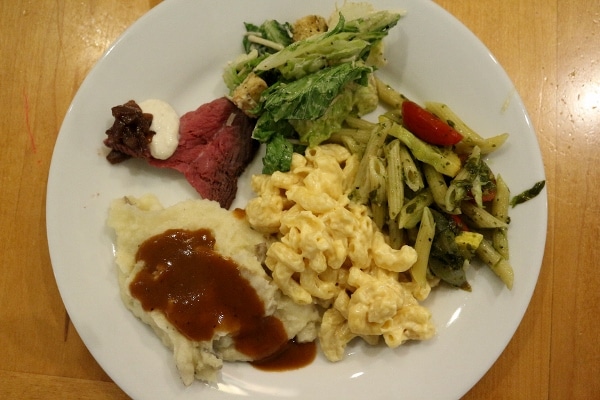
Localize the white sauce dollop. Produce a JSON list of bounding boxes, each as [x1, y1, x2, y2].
[[139, 99, 180, 160]]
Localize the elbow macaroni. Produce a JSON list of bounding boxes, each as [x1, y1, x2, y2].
[[246, 144, 435, 361], [346, 267, 434, 348]]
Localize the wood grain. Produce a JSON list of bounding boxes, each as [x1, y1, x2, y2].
[[1, 0, 598, 398]]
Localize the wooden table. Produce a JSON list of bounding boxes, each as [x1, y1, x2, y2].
[[1, 0, 598, 398]]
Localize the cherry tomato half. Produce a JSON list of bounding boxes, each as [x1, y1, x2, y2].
[[401, 100, 463, 146]]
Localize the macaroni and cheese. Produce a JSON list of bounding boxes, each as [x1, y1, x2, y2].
[[246, 144, 435, 361]]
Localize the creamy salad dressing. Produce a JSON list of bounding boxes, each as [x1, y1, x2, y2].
[[139, 98, 180, 160]]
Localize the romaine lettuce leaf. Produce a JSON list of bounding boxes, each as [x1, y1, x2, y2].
[[257, 62, 372, 121], [289, 86, 354, 147], [351, 76, 379, 116], [289, 76, 379, 147], [251, 63, 372, 169], [261, 132, 294, 174], [254, 11, 402, 80], [252, 113, 295, 143], [243, 20, 293, 56]]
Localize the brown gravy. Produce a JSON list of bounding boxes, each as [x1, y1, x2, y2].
[[251, 339, 317, 372], [130, 228, 290, 361]]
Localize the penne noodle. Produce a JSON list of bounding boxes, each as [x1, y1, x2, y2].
[[411, 207, 435, 295], [368, 156, 388, 229], [351, 125, 386, 204], [339, 135, 366, 156], [399, 142, 424, 192], [492, 228, 509, 260], [398, 189, 434, 229], [329, 128, 372, 146], [425, 101, 484, 140], [492, 174, 510, 259], [445, 146, 482, 210], [382, 109, 402, 124], [476, 238, 514, 289], [455, 132, 509, 155], [345, 115, 378, 131], [384, 140, 405, 220], [387, 216, 406, 250], [375, 76, 406, 109], [368, 156, 387, 205], [461, 201, 508, 229], [422, 163, 458, 213], [492, 174, 510, 222], [425, 101, 508, 154], [383, 118, 461, 177], [371, 202, 387, 231]]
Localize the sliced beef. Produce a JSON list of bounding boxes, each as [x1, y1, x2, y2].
[[148, 97, 258, 209]]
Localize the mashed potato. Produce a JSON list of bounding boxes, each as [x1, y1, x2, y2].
[[108, 194, 319, 385]]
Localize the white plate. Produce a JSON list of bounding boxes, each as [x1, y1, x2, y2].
[[46, 1, 547, 399]]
